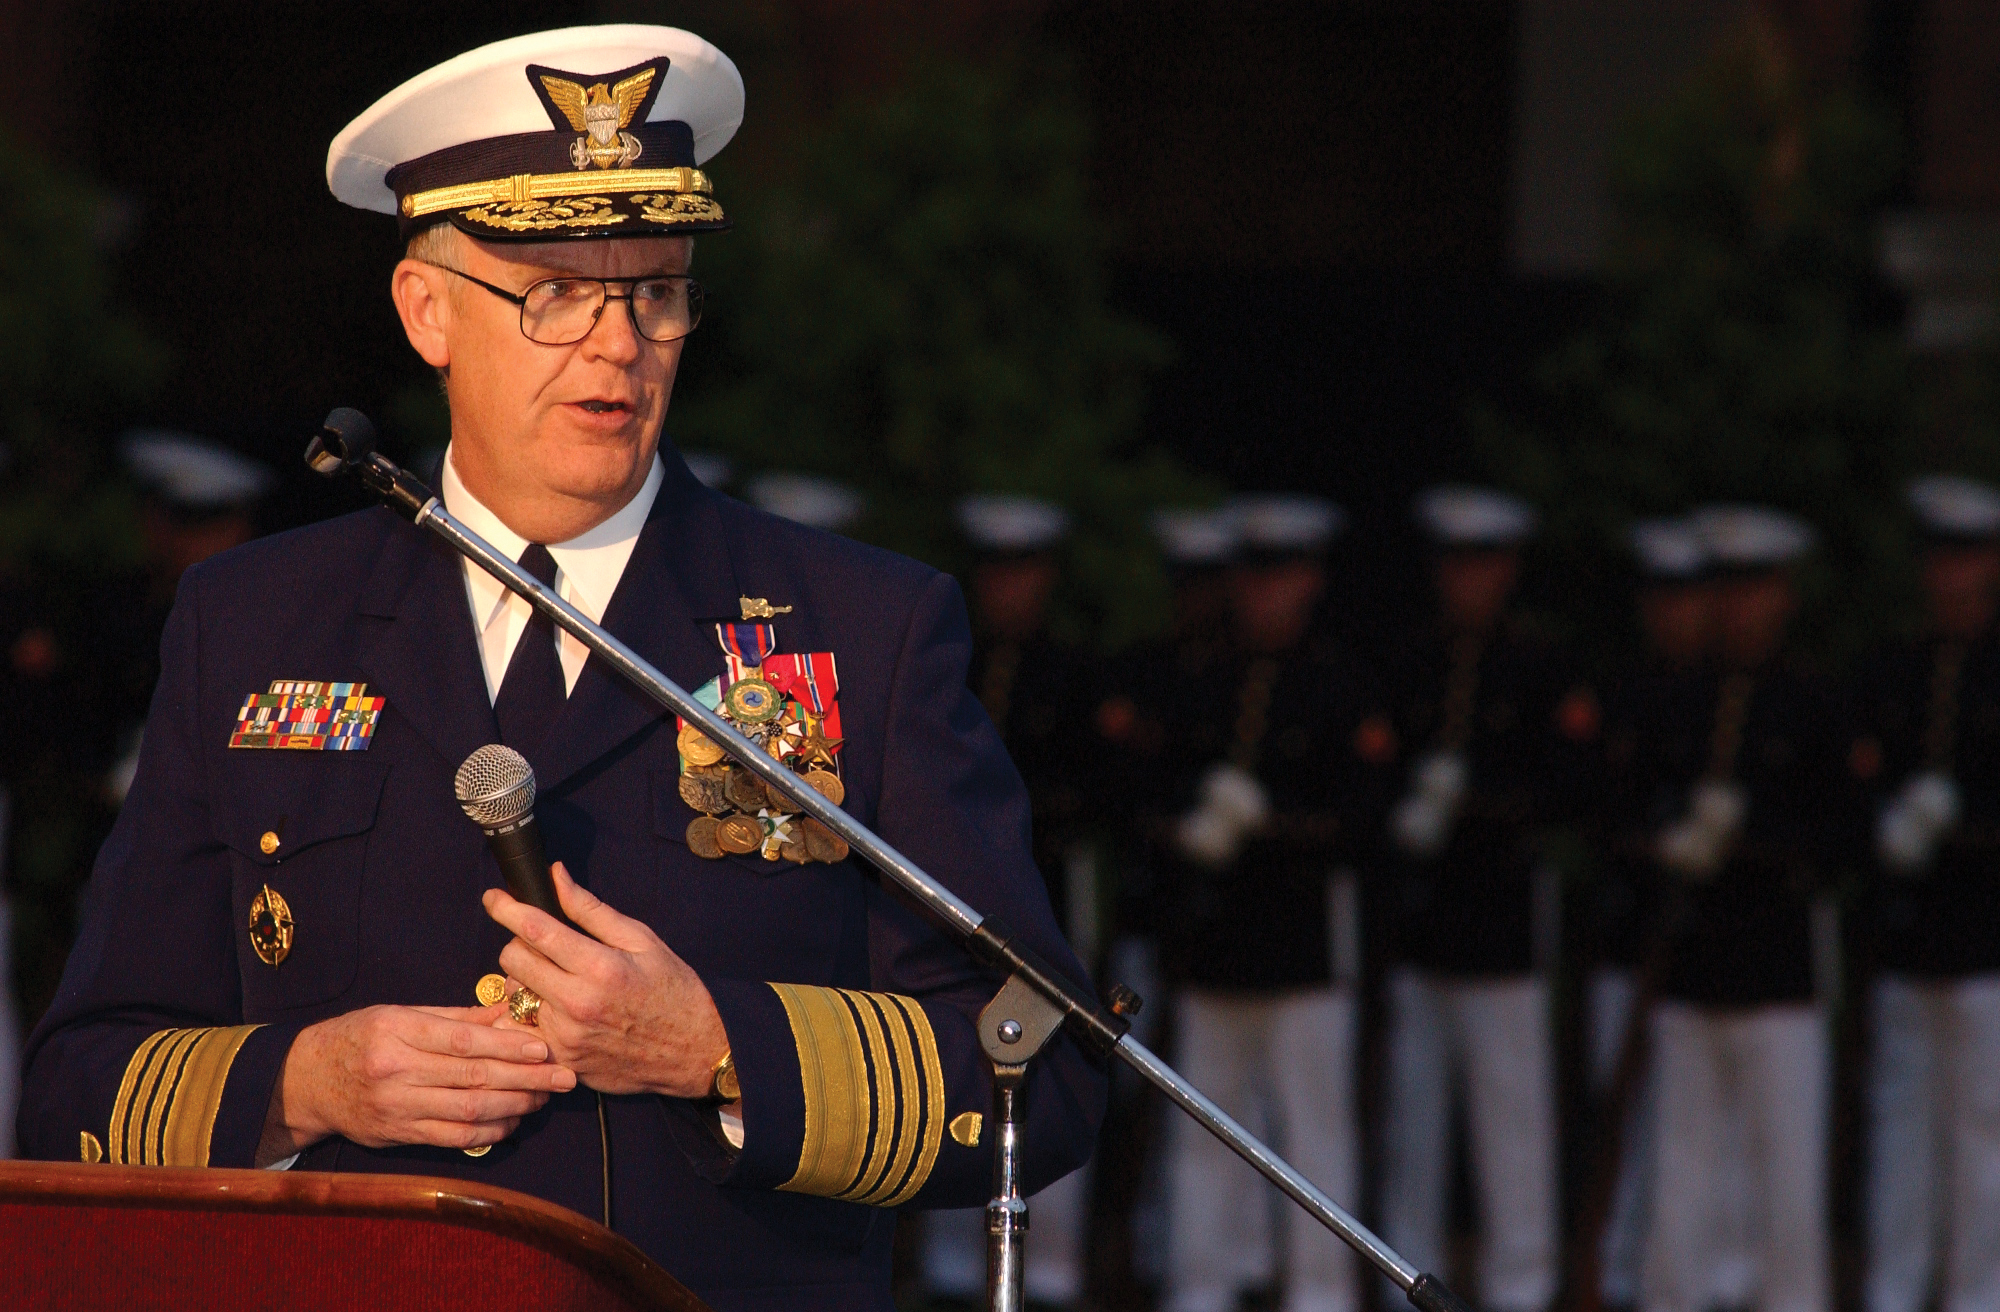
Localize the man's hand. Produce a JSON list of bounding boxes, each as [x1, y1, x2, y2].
[[485, 863, 730, 1099], [256, 1004, 576, 1166]]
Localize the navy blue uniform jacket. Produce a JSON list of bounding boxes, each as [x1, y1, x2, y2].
[[19, 454, 1106, 1311]]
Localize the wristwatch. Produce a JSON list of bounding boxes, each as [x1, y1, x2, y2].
[[708, 1049, 739, 1103]]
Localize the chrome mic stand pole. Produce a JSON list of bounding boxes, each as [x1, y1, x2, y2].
[[307, 414, 1472, 1312]]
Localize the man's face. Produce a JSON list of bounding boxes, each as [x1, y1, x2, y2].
[[1639, 582, 1717, 666], [1718, 572, 1795, 667], [1229, 558, 1325, 652], [393, 229, 692, 541], [1922, 544, 2000, 638], [1435, 550, 1518, 633], [971, 556, 1058, 642]]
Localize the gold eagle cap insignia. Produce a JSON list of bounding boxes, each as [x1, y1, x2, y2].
[[540, 67, 655, 171]]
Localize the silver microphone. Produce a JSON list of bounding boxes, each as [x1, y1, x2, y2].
[[455, 744, 572, 927]]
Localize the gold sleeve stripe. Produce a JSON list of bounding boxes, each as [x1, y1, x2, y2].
[[771, 984, 871, 1198], [849, 991, 916, 1206], [843, 992, 900, 1203], [769, 983, 945, 1206], [877, 992, 946, 1208], [108, 1029, 178, 1165], [107, 1026, 262, 1166]]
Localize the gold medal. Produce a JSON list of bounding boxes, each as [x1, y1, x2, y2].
[[248, 884, 293, 967], [716, 814, 763, 855], [803, 768, 845, 807], [678, 723, 726, 767], [801, 817, 849, 864], [724, 676, 784, 725], [686, 815, 725, 859], [724, 766, 773, 813], [475, 973, 508, 1007], [679, 769, 729, 815]]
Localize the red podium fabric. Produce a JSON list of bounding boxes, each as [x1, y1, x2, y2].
[[0, 1160, 708, 1311]]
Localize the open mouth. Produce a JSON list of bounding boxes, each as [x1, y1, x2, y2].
[[577, 400, 630, 414]]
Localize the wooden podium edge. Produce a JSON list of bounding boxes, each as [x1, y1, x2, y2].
[[0, 1159, 710, 1312]]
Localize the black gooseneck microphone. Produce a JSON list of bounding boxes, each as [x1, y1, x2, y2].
[[454, 744, 577, 930]]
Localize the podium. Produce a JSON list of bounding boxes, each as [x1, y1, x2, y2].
[[0, 1159, 709, 1311]]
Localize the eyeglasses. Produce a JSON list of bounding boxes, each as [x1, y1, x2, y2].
[[429, 264, 704, 345]]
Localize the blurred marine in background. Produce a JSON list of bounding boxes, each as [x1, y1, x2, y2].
[[1378, 486, 1590, 1312], [1857, 475, 2000, 1312], [1585, 516, 1720, 1309], [1160, 494, 1383, 1312], [924, 493, 1097, 1309], [1641, 506, 1843, 1312]]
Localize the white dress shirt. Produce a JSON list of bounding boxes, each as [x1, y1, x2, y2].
[[436, 446, 745, 1150], [441, 446, 665, 700]]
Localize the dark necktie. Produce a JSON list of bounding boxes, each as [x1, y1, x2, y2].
[[493, 544, 566, 754]]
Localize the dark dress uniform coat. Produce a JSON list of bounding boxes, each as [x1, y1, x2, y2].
[[1381, 624, 1594, 978], [18, 454, 1105, 1312], [1855, 631, 2000, 978], [1158, 634, 1390, 992], [1646, 663, 1851, 1006]]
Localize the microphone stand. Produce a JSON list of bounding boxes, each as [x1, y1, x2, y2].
[[308, 420, 1473, 1312]]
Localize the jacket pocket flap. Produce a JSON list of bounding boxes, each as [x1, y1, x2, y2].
[[213, 756, 389, 865]]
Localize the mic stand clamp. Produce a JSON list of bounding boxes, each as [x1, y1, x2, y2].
[[977, 973, 1068, 1312]]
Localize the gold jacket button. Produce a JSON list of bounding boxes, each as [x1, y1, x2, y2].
[[259, 831, 281, 855], [475, 974, 508, 1007]]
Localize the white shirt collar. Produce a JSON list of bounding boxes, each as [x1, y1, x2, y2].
[[441, 445, 665, 699]]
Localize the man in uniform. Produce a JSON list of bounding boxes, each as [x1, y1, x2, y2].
[[1159, 493, 1385, 1312], [1585, 517, 1719, 1310], [1858, 475, 2000, 1312], [1378, 485, 1591, 1312], [925, 492, 1095, 1308], [18, 27, 1103, 1312], [1640, 506, 1845, 1312], [1090, 503, 1248, 1298]]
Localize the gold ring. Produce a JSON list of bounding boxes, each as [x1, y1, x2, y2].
[[508, 987, 543, 1027]]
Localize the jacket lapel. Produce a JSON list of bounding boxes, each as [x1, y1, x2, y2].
[[356, 514, 498, 772], [535, 465, 743, 793]]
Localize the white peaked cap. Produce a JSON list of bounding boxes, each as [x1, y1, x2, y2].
[[1416, 485, 1537, 547], [1232, 494, 1344, 553], [1908, 474, 2000, 540], [1151, 507, 1243, 565], [327, 25, 743, 214], [1692, 504, 1817, 569], [748, 473, 865, 532], [121, 430, 275, 510], [956, 495, 1070, 552], [681, 451, 733, 490], [1630, 518, 1709, 581]]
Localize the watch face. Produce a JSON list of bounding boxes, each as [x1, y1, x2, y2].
[[715, 1055, 740, 1102]]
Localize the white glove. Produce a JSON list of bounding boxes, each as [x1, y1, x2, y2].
[[1413, 751, 1468, 807], [1876, 802, 1930, 875], [1176, 807, 1242, 868], [1391, 752, 1467, 859], [1199, 763, 1271, 830], [1658, 780, 1746, 881], [1689, 779, 1746, 838], [1392, 793, 1452, 858], [1173, 764, 1271, 868], [1905, 772, 1961, 831], [1877, 772, 1961, 874]]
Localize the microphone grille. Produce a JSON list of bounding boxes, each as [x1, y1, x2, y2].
[[455, 744, 535, 827]]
